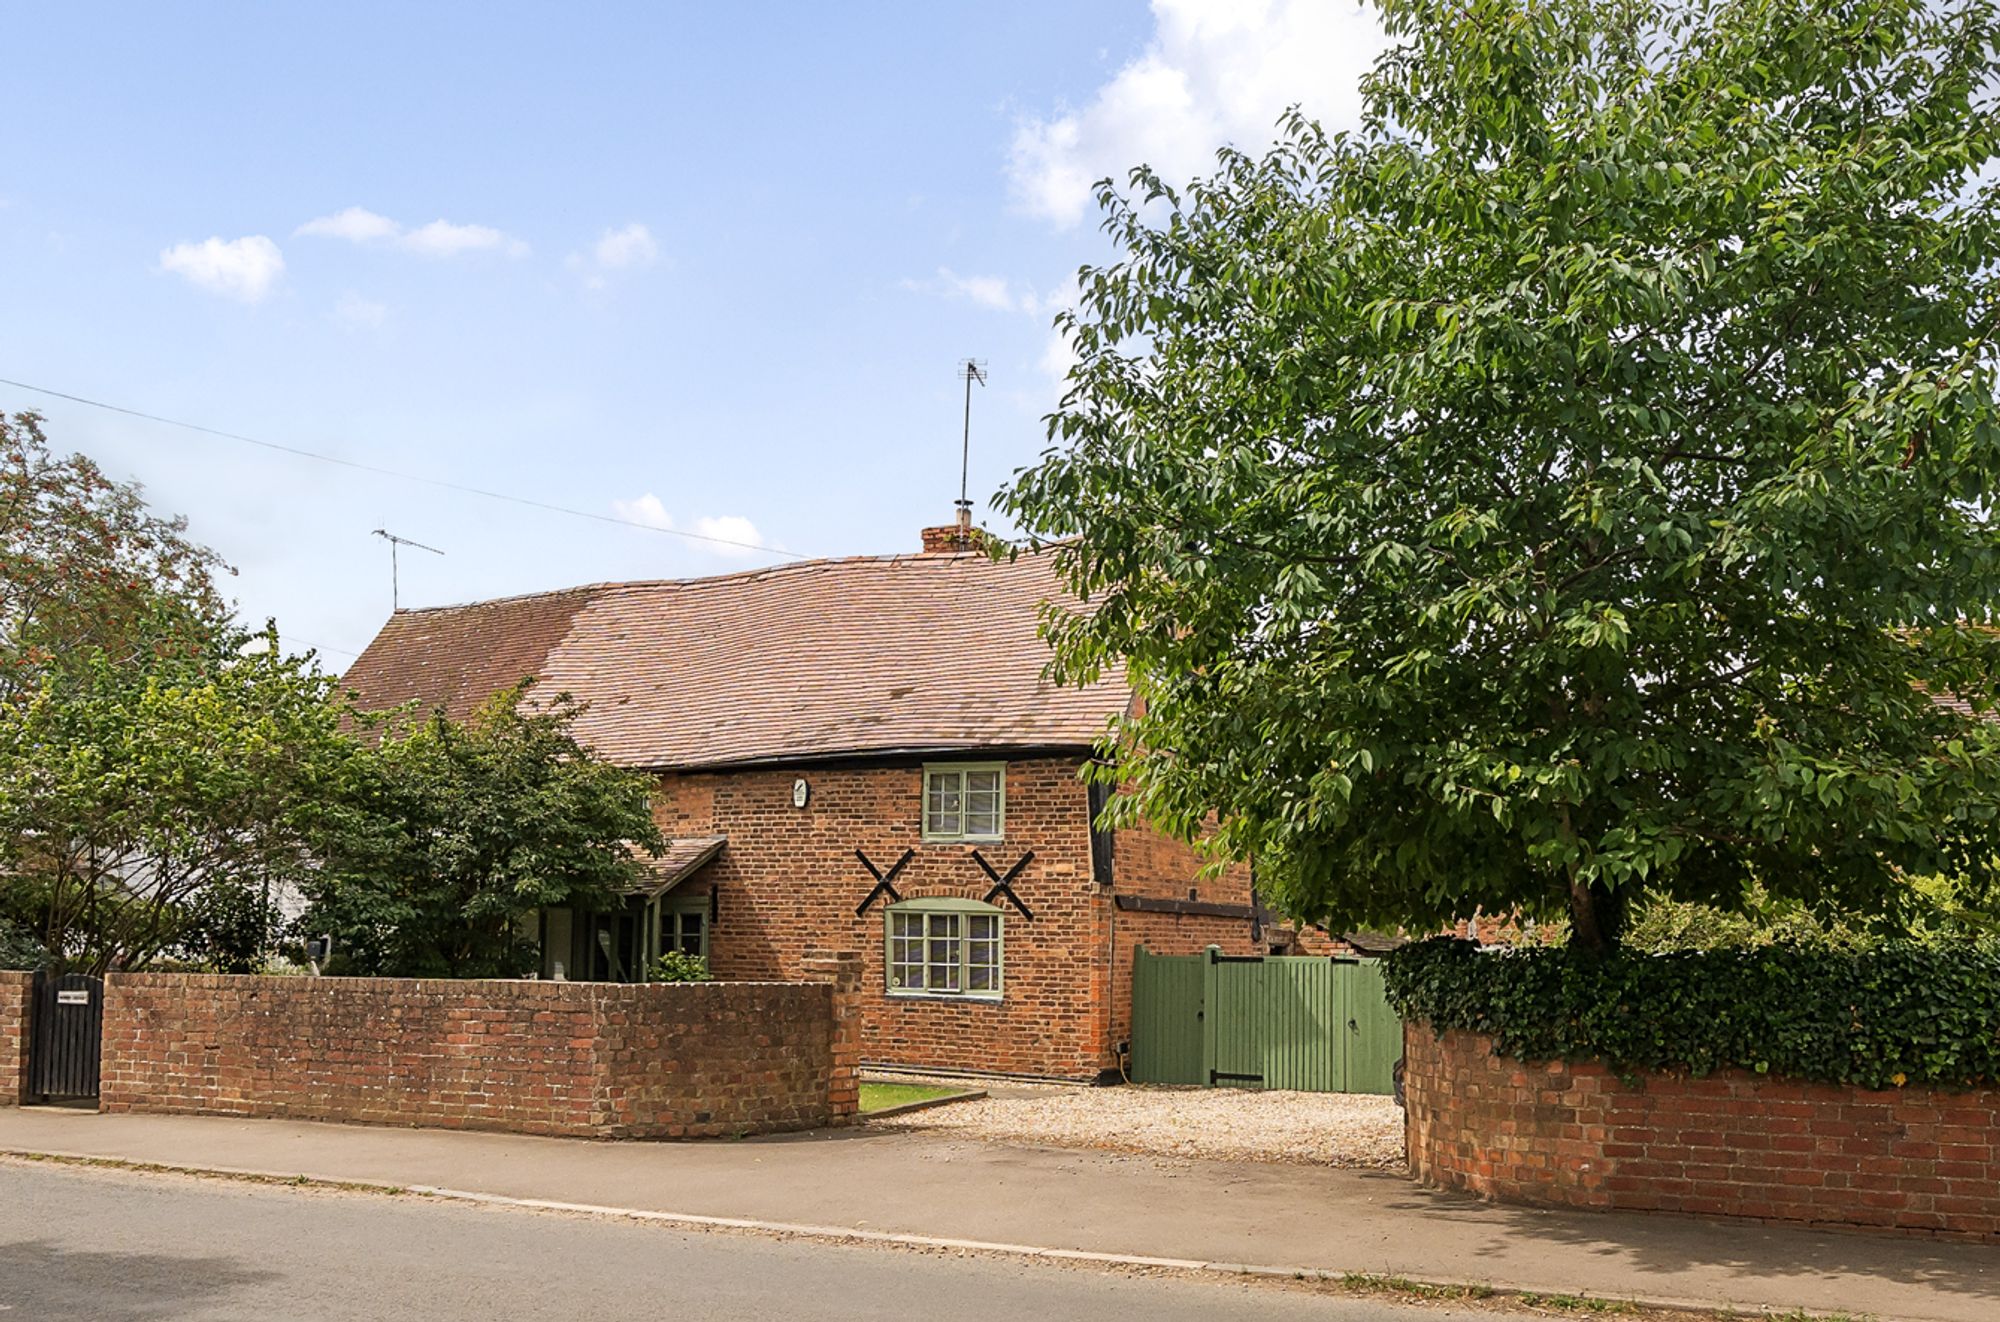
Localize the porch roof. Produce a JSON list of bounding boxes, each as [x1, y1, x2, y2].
[[624, 835, 727, 898]]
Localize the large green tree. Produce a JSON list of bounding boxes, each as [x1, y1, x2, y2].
[[299, 685, 664, 979], [0, 634, 352, 973], [1003, 0, 2000, 948], [0, 411, 230, 704]]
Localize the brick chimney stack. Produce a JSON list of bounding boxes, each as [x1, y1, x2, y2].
[[920, 504, 978, 554]]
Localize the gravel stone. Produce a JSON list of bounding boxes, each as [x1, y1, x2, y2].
[[868, 1082, 1406, 1169]]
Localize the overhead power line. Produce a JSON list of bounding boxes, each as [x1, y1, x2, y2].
[[293, 638, 362, 659], [0, 376, 811, 560]]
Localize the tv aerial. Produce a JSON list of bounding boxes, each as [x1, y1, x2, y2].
[[372, 528, 444, 610]]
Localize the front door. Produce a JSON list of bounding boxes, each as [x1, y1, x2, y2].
[[585, 907, 643, 981]]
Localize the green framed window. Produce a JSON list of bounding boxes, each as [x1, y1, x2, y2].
[[886, 897, 1002, 999], [922, 763, 1005, 842], [661, 894, 709, 960]]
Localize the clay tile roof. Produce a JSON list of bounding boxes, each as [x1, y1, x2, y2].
[[624, 835, 728, 897], [342, 549, 1129, 769], [338, 587, 595, 724]]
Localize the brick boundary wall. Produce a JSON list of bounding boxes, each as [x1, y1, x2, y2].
[[0, 971, 29, 1105], [101, 966, 862, 1140], [1403, 1022, 2000, 1242]]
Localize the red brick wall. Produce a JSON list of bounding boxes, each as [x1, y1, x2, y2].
[[1404, 1022, 2000, 1242], [654, 757, 1114, 1080], [0, 971, 29, 1105], [802, 950, 862, 1121], [101, 973, 853, 1140], [651, 755, 1349, 1080]]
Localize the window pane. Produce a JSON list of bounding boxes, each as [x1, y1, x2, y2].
[[927, 913, 961, 991], [889, 912, 924, 990], [966, 913, 1000, 993], [927, 771, 962, 836], [963, 770, 1001, 836]]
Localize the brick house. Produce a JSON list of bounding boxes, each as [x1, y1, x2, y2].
[[343, 520, 1336, 1081]]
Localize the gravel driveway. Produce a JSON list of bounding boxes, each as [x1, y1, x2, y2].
[[868, 1080, 1406, 1169]]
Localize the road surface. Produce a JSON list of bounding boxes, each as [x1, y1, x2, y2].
[[0, 1159, 1488, 1321]]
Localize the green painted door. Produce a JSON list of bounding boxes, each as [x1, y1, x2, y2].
[[1336, 959, 1400, 1094], [1130, 946, 1205, 1084], [1203, 954, 1269, 1086], [1128, 945, 1401, 1094]]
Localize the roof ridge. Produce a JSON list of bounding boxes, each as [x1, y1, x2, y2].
[[386, 547, 1028, 616]]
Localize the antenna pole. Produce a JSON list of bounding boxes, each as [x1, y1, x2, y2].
[[372, 528, 445, 611], [957, 359, 987, 527]]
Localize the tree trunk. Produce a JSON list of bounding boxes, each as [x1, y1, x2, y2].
[[1568, 878, 1626, 952]]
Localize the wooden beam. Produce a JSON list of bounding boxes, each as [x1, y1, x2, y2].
[[1112, 895, 1256, 920]]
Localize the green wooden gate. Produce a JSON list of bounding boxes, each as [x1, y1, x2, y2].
[[1129, 946, 1400, 1093]]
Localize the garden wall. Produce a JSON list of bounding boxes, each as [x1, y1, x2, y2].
[[1404, 1022, 2000, 1242], [0, 971, 29, 1104], [99, 952, 861, 1139]]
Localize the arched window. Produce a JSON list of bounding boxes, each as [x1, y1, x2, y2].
[[885, 897, 1003, 1000]]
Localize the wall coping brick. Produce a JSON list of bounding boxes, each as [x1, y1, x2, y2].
[[99, 972, 848, 1140], [1403, 1022, 2000, 1244]]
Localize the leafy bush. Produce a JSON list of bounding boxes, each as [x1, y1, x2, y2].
[[177, 881, 282, 974], [1383, 937, 2000, 1089], [0, 917, 44, 971], [648, 951, 711, 983]]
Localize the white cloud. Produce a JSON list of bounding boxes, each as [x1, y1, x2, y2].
[[158, 235, 285, 303], [938, 268, 1017, 312], [334, 291, 388, 329], [612, 493, 674, 530], [593, 223, 658, 270], [1009, 0, 1388, 227], [1040, 322, 1080, 384], [566, 222, 659, 288], [611, 495, 765, 558], [689, 515, 763, 558], [901, 267, 1072, 317], [399, 219, 529, 259], [293, 206, 529, 258], [295, 206, 399, 242]]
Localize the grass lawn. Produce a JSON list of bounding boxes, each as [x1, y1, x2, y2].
[[858, 1081, 972, 1114]]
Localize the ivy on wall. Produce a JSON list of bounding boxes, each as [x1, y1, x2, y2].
[[1382, 937, 2000, 1090]]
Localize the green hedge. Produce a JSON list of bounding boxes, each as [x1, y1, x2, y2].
[[1381, 937, 2000, 1090]]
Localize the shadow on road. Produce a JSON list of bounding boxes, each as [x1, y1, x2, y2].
[[0, 1239, 279, 1320]]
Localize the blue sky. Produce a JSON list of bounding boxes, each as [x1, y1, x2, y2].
[[0, 1, 1382, 665]]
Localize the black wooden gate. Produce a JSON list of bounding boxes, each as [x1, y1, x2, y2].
[[29, 971, 104, 1103]]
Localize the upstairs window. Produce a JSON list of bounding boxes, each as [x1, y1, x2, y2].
[[886, 898, 1003, 999], [923, 763, 1004, 842]]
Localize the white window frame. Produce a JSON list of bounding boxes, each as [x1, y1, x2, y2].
[[885, 897, 1003, 1000], [921, 762, 1006, 843]]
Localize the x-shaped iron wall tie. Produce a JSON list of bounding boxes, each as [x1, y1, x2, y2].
[[853, 848, 915, 916], [971, 849, 1036, 920]]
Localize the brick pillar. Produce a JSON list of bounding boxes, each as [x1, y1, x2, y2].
[[0, 971, 32, 1105], [801, 950, 863, 1125]]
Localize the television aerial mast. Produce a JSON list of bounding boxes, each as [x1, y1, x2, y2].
[[371, 528, 444, 610], [956, 358, 988, 529]]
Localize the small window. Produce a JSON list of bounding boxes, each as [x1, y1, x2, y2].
[[886, 898, 1002, 999], [923, 763, 1004, 842], [662, 896, 708, 960]]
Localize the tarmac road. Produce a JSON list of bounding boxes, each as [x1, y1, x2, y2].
[[0, 1160, 1488, 1322]]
